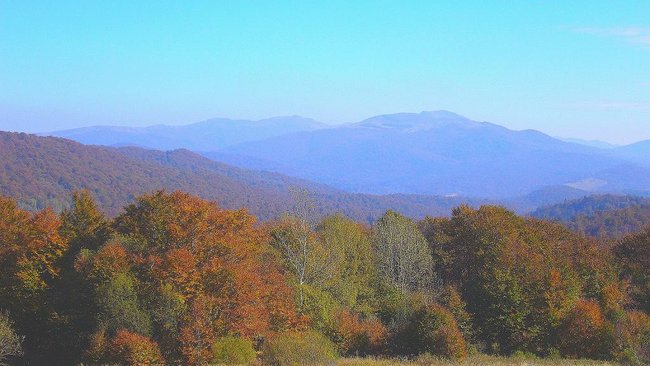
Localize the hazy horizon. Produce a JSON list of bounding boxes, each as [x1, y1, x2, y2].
[[2, 110, 641, 147], [2, 1, 650, 144]]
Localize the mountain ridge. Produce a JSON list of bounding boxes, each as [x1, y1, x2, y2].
[[216, 111, 648, 198], [42, 111, 650, 199], [45, 115, 329, 151]]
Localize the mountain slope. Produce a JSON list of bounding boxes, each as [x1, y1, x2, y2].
[[46, 116, 328, 151], [0, 132, 487, 221], [559, 137, 618, 149], [216, 111, 647, 198], [613, 140, 650, 167], [531, 195, 650, 239]]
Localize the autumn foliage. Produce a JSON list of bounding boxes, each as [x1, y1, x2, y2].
[[331, 309, 387, 355], [557, 300, 610, 359], [109, 329, 164, 365], [0, 191, 648, 364]]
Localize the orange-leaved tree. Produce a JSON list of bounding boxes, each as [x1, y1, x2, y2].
[[109, 191, 301, 364]]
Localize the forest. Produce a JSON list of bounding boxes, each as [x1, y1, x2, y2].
[[0, 190, 648, 365]]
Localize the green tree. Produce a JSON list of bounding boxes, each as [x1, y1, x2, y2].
[[96, 273, 152, 337], [317, 214, 377, 315], [51, 190, 111, 363], [373, 211, 434, 293]]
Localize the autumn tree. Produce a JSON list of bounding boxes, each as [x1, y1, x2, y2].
[[392, 303, 467, 359], [419, 205, 622, 356], [0, 196, 66, 363], [557, 300, 611, 359], [111, 191, 300, 364], [614, 227, 650, 313], [108, 329, 164, 365]]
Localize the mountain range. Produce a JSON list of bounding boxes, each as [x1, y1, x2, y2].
[[43, 110, 650, 200], [46, 116, 327, 151]]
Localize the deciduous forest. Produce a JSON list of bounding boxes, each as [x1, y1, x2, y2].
[[0, 190, 648, 365]]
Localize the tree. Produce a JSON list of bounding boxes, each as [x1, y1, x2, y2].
[[614, 227, 650, 313], [51, 190, 110, 363], [331, 309, 387, 356], [393, 303, 467, 359], [112, 191, 300, 363], [95, 273, 153, 337], [373, 210, 434, 292], [270, 188, 338, 307], [316, 214, 377, 315], [109, 329, 164, 366], [60, 190, 111, 252], [0, 312, 23, 366], [420, 205, 621, 356], [557, 300, 611, 360], [0, 197, 67, 363]]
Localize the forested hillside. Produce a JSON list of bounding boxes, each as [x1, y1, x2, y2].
[[532, 195, 650, 239], [0, 191, 647, 365], [0, 132, 484, 221]]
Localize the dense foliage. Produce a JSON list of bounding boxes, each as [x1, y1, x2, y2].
[[0, 191, 648, 365], [532, 195, 650, 239]]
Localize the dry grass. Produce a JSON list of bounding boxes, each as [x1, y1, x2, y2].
[[337, 355, 618, 366]]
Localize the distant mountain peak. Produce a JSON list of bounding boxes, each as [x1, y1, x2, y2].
[[419, 110, 469, 119], [352, 110, 477, 131]]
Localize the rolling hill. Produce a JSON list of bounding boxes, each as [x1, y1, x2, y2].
[[0, 131, 490, 221]]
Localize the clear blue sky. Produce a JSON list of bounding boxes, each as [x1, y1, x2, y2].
[[1, 1, 649, 144]]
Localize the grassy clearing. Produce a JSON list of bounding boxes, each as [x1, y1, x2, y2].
[[337, 355, 618, 366]]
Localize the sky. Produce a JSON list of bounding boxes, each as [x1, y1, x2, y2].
[[1, 1, 649, 144]]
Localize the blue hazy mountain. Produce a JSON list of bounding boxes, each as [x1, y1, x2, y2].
[[46, 110, 650, 199], [46, 116, 328, 151], [612, 140, 650, 167], [559, 137, 618, 149], [214, 111, 650, 198]]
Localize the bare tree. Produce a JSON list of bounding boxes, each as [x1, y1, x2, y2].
[[271, 188, 339, 307], [0, 312, 23, 366]]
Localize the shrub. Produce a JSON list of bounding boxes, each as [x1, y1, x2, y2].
[[557, 299, 611, 360], [441, 286, 473, 343], [394, 303, 467, 359], [0, 311, 23, 365], [109, 329, 164, 365], [212, 336, 256, 365], [613, 310, 650, 365], [262, 331, 338, 365], [332, 310, 387, 355]]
